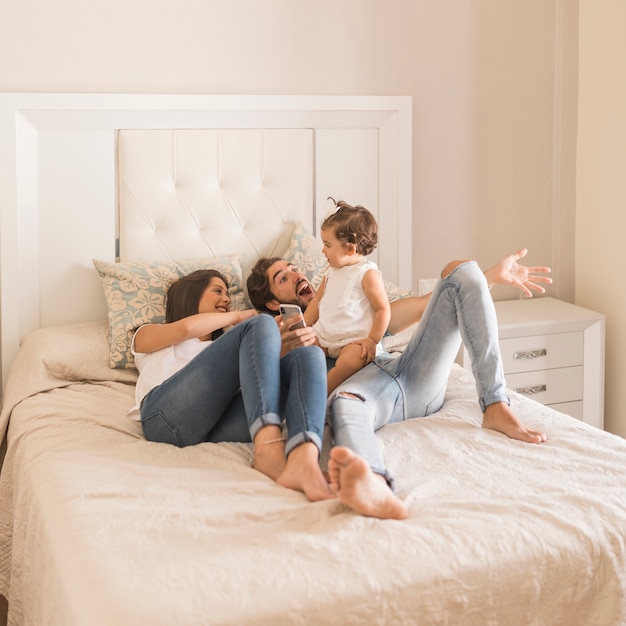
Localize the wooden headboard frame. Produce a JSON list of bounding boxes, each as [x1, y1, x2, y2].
[[0, 94, 412, 389]]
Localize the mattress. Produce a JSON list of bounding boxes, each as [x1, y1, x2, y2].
[[1, 321, 625, 626]]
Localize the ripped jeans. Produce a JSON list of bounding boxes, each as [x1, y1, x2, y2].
[[327, 261, 508, 487]]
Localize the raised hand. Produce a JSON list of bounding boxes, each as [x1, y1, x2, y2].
[[485, 248, 552, 298]]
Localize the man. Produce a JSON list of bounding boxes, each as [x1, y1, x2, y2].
[[246, 249, 550, 351], [247, 250, 552, 519]]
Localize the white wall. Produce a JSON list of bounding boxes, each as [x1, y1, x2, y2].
[[0, 0, 574, 297], [577, 0, 626, 437]]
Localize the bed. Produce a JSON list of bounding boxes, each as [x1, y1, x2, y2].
[[1, 94, 626, 626]]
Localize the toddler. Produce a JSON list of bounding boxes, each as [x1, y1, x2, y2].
[[304, 199, 391, 393]]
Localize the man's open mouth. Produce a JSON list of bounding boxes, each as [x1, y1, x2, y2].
[[297, 280, 313, 297]]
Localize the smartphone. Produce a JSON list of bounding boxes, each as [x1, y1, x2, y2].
[[279, 304, 306, 330]]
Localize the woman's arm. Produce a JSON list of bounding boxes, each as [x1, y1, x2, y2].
[[134, 309, 257, 353]]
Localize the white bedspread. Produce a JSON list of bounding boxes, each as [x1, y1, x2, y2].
[[1, 322, 626, 625]]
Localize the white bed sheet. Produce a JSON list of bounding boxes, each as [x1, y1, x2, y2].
[[1, 322, 626, 625]]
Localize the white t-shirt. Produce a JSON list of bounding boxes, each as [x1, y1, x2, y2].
[[127, 327, 213, 421]]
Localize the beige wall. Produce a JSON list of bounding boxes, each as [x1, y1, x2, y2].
[[577, 0, 626, 437], [7, 1, 619, 430], [0, 0, 573, 294]]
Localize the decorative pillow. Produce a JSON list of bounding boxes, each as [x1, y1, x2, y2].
[[282, 222, 413, 301], [383, 279, 413, 302], [94, 255, 248, 369], [281, 222, 327, 289]]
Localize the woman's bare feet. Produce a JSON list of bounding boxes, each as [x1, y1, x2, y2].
[[253, 426, 287, 480], [328, 447, 408, 520], [277, 442, 335, 502], [482, 402, 547, 443]]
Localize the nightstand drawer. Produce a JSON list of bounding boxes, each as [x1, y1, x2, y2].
[[506, 366, 583, 405], [499, 332, 583, 374], [459, 298, 604, 428], [550, 401, 583, 421]]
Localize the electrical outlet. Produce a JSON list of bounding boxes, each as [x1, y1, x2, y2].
[[417, 278, 439, 296]]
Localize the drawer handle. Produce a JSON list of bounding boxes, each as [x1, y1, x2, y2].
[[513, 349, 547, 360], [514, 384, 547, 396]]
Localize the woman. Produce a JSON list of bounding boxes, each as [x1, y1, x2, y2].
[[128, 269, 333, 502]]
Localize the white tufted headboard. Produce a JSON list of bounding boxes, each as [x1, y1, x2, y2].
[[118, 128, 314, 277], [0, 94, 412, 388]]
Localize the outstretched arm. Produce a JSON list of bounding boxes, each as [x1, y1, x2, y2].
[[134, 309, 258, 353], [388, 249, 552, 333]]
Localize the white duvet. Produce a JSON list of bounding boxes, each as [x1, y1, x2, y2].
[[1, 322, 626, 626]]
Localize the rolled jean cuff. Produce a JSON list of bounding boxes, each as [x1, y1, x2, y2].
[[285, 431, 323, 456], [249, 413, 282, 440], [480, 393, 510, 413], [372, 467, 396, 492]]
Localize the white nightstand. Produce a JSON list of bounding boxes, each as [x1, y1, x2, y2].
[[462, 297, 605, 429]]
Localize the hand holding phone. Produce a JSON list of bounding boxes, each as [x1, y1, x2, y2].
[[279, 304, 306, 330]]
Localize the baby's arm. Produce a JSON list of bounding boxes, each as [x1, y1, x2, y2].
[[303, 276, 326, 327], [134, 309, 257, 353], [358, 269, 391, 361]]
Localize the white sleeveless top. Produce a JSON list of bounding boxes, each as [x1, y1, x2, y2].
[[127, 327, 213, 421], [313, 260, 383, 356]]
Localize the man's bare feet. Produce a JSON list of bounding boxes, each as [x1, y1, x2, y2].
[[253, 426, 287, 480], [328, 447, 408, 520], [277, 442, 335, 502], [482, 402, 547, 443]]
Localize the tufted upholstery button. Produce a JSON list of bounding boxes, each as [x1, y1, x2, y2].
[[118, 129, 314, 278]]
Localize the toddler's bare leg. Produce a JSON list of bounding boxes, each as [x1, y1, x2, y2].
[[327, 344, 367, 394]]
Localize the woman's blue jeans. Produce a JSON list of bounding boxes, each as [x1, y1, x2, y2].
[[328, 261, 509, 486], [140, 315, 327, 455]]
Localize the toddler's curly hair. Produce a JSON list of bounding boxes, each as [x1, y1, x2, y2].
[[321, 198, 378, 256]]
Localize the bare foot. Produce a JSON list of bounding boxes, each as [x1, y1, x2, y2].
[[328, 447, 408, 520], [253, 427, 287, 480], [277, 442, 335, 502], [482, 402, 547, 443]]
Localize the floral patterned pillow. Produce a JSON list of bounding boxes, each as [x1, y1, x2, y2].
[[282, 222, 413, 301], [94, 256, 248, 369], [383, 279, 413, 303], [281, 222, 327, 289]]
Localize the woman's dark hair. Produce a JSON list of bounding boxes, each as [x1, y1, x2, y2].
[[165, 269, 229, 339], [322, 198, 378, 256]]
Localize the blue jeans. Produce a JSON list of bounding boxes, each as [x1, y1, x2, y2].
[[328, 261, 508, 486], [141, 315, 327, 455]]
